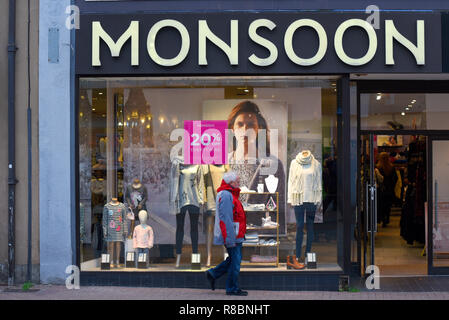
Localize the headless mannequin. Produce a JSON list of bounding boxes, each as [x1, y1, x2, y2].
[[206, 215, 213, 267], [108, 197, 121, 268], [175, 205, 200, 268], [292, 150, 320, 261], [126, 178, 147, 236], [204, 164, 226, 267]]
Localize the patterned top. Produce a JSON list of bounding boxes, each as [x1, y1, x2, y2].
[[102, 202, 128, 242], [179, 164, 205, 209]]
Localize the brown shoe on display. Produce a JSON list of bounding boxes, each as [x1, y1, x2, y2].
[[287, 255, 305, 270]]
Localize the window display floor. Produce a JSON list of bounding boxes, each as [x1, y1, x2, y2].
[[81, 260, 342, 273]]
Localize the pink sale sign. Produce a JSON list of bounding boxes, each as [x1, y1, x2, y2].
[[183, 120, 228, 165]]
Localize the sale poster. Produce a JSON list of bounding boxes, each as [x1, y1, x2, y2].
[[183, 120, 228, 165]]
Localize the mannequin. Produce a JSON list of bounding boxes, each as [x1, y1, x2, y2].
[[287, 150, 322, 267], [265, 174, 279, 193], [125, 178, 148, 234], [133, 210, 154, 260], [204, 164, 226, 267], [103, 197, 128, 268], [169, 157, 205, 268]]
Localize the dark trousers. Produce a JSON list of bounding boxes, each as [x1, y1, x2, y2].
[[208, 243, 242, 293], [294, 202, 317, 259], [176, 205, 199, 254], [378, 193, 393, 225]]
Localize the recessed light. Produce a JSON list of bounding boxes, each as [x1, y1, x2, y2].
[[405, 107, 410, 111], [99, 92, 103, 95], [401, 112, 406, 116]]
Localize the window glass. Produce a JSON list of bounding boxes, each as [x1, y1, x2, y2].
[[361, 93, 449, 131], [79, 76, 342, 272]]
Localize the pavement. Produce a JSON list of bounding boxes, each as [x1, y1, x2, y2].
[[2, 276, 449, 300]]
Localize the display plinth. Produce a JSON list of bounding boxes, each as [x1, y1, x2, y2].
[[306, 252, 317, 269], [126, 252, 136, 268], [191, 253, 201, 270], [137, 253, 149, 269], [101, 254, 111, 270]]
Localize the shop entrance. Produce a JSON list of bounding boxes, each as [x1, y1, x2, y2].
[[360, 133, 449, 276], [360, 133, 428, 276], [356, 82, 449, 277]]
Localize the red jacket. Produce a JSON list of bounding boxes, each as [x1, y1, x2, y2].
[[214, 180, 247, 246]]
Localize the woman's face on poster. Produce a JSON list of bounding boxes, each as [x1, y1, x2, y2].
[[232, 112, 259, 145]]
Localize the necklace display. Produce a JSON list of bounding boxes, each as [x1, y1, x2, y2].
[[265, 174, 279, 193]]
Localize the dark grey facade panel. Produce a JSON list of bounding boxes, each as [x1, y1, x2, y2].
[[442, 13, 449, 73]]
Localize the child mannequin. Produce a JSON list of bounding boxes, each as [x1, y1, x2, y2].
[[133, 210, 154, 259]]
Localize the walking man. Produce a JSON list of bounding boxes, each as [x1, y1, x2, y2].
[[205, 171, 248, 296]]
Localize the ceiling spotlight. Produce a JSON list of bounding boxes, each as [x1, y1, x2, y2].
[[405, 107, 410, 111], [401, 112, 406, 116], [99, 92, 103, 95], [411, 100, 416, 104], [376, 93, 381, 100]]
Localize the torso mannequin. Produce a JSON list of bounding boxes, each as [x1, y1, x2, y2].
[[265, 174, 279, 193]]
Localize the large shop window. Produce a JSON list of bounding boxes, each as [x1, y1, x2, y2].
[[78, 76, 342, 272]]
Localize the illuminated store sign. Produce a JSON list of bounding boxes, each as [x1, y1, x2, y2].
[[76, 12, 441, 74], [92, 18, 425, 67]]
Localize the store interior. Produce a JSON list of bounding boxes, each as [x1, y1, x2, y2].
[[360, 91, 449, 275], [364, 135, 427, 275]]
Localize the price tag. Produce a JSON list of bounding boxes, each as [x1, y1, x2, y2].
[[101, 254, 110, 263], [191, 253, 201, 264], [138, 253, 147, 262]]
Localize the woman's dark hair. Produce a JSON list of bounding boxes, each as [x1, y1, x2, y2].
[[227, 100, 270, 156]]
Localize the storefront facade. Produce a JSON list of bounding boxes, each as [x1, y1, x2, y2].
[[37, 0, 449, 289]]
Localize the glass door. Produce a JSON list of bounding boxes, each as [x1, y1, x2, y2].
[[360, 134, 377, 276], [429, 137, 449, 273]]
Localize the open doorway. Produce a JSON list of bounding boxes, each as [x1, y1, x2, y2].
[[361, 134, 427, 276]]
